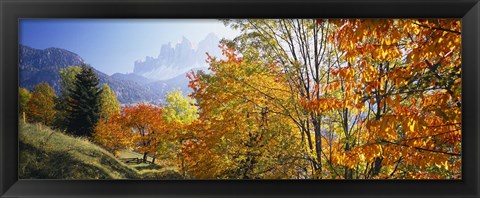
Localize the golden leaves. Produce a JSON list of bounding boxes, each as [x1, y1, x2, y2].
[[182, 19, 463, 179]]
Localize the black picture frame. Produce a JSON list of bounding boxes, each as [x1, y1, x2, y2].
[[1, 0, 479, 197]]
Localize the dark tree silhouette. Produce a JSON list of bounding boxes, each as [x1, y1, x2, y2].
[[66, 65, 102, 137]]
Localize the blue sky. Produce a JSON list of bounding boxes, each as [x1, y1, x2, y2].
[[19, 19, 240, 75]]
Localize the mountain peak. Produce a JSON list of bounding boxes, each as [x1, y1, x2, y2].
[[133, 34, 221, 81], [180, 36, 191, 44], [204, 32, 219, 40]]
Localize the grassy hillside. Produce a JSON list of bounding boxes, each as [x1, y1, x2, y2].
[[116, 150, 182, 179], [19, 122, 181, 179]]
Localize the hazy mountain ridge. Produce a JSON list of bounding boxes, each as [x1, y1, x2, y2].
[[133, 33, 221, 81], [19, 45, 162, 104], [110, 73, 154, 85], [19, 33, 220, 104]]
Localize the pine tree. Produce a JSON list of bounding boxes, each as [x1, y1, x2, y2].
[[54, 66, 82, 130], [66, 65, 102, 137]]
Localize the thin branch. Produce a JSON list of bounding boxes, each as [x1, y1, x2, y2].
[[412, 22, 461, 35], [380, 140, 461, 156]]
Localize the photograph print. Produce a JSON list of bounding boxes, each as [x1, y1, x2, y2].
[[18, 19, 461, 179]]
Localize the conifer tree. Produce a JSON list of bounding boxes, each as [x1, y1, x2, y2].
[[54, 66, 82, 130], [66, 65, 102, 137]]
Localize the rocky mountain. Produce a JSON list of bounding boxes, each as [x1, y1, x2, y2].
[[19, 33, 219, 104], [19, 45, 162, 104], [19, 45, 86, 93], [133, 33, 221, 81]]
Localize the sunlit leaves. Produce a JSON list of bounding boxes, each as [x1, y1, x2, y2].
[[186, 46, 305, 179], [318, 18, 462, 179], [99, 83, 120, 120], [94, 103, 173, 162], [90, 19, 461, 179], [26, 83, 57, 126]]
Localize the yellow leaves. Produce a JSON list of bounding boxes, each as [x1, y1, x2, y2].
[[336, 66, 356, 81], [381, 49, 389, 59], [185, 45, 309, 179], [324, 81, 341, 92], [413, 26, 421, 35], [172, 19, 466, 179], [360, 63, 378, 83], [384, 38, 392, 45], [438, 37, 444, 44], [394, 94, 401, 107], [408, 118, 416, 133], [349, 41, 355, 50], [301, 98, 344, 113]]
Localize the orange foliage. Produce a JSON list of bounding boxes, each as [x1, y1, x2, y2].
[[94, 103, 172, 160]]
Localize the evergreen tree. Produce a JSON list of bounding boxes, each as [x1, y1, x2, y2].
[[66, 65, 102, 137], [54, 66, 82, 130]]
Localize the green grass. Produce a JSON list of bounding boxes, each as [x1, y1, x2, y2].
[[117, 150, 156, 162], [19, 122, 181, 179], [116, 150, 183, 179]]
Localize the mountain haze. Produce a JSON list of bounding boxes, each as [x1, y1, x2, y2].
[[133, 33, 221, 81], [19, 33, 221, 104], [19, 45, 161, 104]]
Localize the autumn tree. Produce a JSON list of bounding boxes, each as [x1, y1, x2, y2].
[[26, 82, 57, 126], [299, 19, 462, 179], [94, 113, 132, 153], [99, 83, 120, 120], [162, 89, 198, 177], [66, 65, 102, 137], [224, 19, 338, 177], [222, 18, 461, 179], [186, 47, 305, 179], [95, 103, 171, 163], [19, 87, 32, 121], [123, 103, 171, 163]]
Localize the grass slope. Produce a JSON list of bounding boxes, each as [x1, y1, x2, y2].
[[117, 150, 181, 179], [19, 122, 181, 179]]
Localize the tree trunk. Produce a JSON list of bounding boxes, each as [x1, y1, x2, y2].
[[143, 152, 148, 163], [344, 143, 353, 179], [182, 157, 186, 178], [343, 108, 353, 179], [312, 117, 322, 177]]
